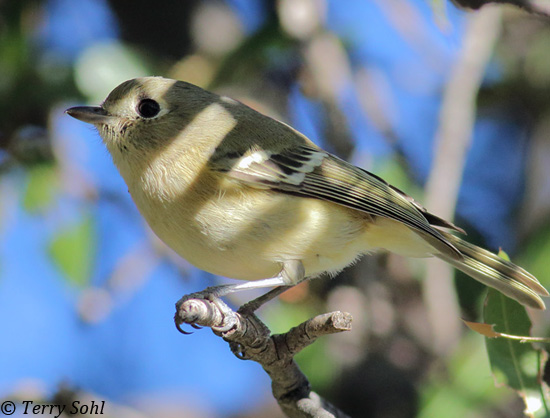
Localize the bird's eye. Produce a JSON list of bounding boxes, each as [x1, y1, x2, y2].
[[136, 99, 161, 118]]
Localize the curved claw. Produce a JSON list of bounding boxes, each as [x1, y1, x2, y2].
[[191, 323, 203, 330], [175, 321, 193, 335], [229, 342, 249, 360], [212, 314, 237, 333]]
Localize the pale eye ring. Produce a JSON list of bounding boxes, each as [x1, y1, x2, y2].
[[136, 98, 161, 118]]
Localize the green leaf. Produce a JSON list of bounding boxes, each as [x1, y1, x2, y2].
[[484, 290, 537, 390], [484, 289, 548, 416], [49, 216, 95, 286], [23, 163, 57, 212]]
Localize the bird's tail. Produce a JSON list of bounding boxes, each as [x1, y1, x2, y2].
[[435, 231, 548, 310]]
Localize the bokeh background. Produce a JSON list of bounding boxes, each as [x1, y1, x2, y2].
[[1, 0, 550, 417]]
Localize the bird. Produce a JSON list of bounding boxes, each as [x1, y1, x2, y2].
[[66, 76, 548, 314]]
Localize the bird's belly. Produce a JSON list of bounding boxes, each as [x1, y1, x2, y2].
[[135, 187, 369, 281]]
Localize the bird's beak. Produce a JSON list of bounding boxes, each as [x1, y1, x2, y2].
[[65, 106, 113, 125]]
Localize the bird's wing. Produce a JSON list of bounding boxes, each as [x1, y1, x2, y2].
[[211, 144, 462, 260]]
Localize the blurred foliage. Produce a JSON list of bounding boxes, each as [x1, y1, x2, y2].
[[0, 0, 77, 153], [22, 162, 57, 212], [49, 215, 95, 287], [419, 334, 511, 418], [523, 225, 550, 284], [2, 1, 550, 418]]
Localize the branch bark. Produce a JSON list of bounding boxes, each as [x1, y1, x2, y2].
[[175, 296, 352, 418]]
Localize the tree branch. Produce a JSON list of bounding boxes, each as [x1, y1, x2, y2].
[[175, 296, 352, 418]]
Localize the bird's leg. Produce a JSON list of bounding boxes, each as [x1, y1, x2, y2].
[[239, 260, 306, 312], [175, 260, 305, 333]]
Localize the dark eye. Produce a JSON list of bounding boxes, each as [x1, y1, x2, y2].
[[137, 99, 160, 118]]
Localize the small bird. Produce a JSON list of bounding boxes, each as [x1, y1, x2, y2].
[[66, 76, 548, 311]]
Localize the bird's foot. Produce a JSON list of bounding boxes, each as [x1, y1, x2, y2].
[[174, 287, 238, 335]]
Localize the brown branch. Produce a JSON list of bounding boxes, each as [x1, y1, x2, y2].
[[175, 296, 352, 418]]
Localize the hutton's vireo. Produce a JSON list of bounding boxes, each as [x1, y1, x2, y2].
[[66, 77, 548, 310]]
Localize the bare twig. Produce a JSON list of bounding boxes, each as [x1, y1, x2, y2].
[[424, 5, 503, 356], [175, 296, 353, 418]]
